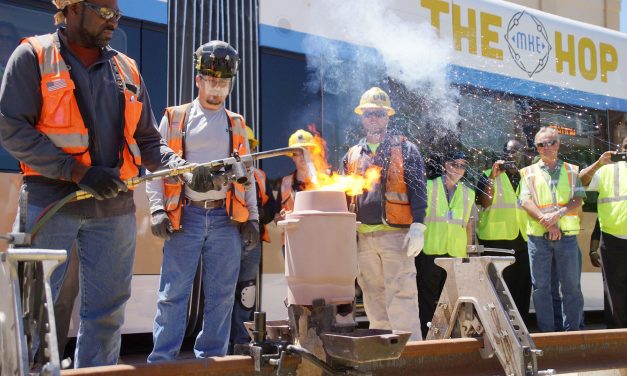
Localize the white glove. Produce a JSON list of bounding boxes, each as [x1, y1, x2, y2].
[[403, 223, 426, 258]]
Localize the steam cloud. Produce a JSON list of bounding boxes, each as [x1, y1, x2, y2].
[[301, 0, 460, 134]]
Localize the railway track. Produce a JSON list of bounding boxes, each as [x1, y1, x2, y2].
[[60, 329, 627, 376]]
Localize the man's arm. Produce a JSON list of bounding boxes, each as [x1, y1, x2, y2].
[[0, 43, 79, 181], [145, 115, 169, 214], [579, 151, 614, 186], [259, 174, 277, 225], [477, 161, 505, 208], [404, 142, 427, 224], [519, 176, 545, 221], [132, 76, 185, 173]]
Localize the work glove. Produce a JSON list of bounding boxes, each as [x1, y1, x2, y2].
[[78, 166, 127, 200], [150, 210, 173, 240], [403, 223, 426, 258], [183, 165, 216, 192], [240, 220, 260, 252]]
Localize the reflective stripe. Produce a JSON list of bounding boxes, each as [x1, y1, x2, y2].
[[128, 143, 141, 159], [114, 54, 141, 94], [598, 195, 627, 204], [428, 217, 466, 226], [33, 34, 70, 76], [613, 162, 620, 200], [168, 127, 184, 140], [164, 193, 181, 210], [46, 133, 89, 148], [490, 203, 517, 209], [385, 191, 409, 202]]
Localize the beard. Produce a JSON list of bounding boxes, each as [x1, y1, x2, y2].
[[203, 95, 226, 107], [79, 12, 114, 48]]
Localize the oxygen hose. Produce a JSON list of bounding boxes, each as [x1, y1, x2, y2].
[[27, 146, 313, 240]]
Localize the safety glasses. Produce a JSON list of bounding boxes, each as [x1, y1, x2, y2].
[[82, 1, 122, 21], [536, 139, 558, 148], [362, 111, 388, 119]]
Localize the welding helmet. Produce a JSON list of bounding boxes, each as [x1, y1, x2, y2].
[[246, 126, 259, 149], [195, 41, 239, 96], [195, 40, 239, 78], [354, 87, 395, 116]]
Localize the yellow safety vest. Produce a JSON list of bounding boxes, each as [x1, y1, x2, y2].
[[596, 161, 627, 237], [520, 162, 580, 236], [423, 177, 475, 258], [477, 169, 529, 242]]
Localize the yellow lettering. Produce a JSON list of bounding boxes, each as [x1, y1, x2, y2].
[[420, 0, 450, 34], [480, 12, 502, 60], [578, 37, 597, 81], [555, 32, 576, 76], [453, 4, 477, 54], [599, 42, 618, 83]]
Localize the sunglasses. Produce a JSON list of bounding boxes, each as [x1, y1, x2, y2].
[[362, 111, 388, 119], [449, 161, 468, 169], [536, 139, 558, 148], [83, 1, 122, 21]]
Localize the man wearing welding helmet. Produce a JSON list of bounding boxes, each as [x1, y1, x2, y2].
[[146, 40, 259, 361], [342, 87, 427, 341]]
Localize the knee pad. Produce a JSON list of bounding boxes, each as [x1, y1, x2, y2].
[[236, 279, 256, 310]]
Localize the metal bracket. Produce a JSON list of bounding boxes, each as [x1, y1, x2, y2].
[[427, 256, 554, 376], [0, 249, 66, 376]]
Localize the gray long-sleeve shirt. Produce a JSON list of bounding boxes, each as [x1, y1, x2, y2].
[[146, 100, 258, 221], [0, 29, 182, 217]]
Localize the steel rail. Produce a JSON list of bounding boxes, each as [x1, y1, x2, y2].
[[60, 330, 627, 376]]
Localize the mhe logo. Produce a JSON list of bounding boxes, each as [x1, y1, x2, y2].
[[505, 11, 552, 77]]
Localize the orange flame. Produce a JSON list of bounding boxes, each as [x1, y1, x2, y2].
[[303, 127, 381, 196]]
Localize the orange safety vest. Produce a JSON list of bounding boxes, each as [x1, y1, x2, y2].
[[345, 136, 413, 226], [21, 33, 143, 181], [280, 173, 296, 213], [162, 103, 250, 230], [253, 167, 271, 243]]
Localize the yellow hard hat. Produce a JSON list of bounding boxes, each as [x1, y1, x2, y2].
[[246, 126, 259, 149], [288, 129, 318, 150], [354, 87, 395, 116]]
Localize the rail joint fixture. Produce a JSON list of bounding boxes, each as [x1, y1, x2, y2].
[[0, 248, 67, 376], [427, 248, 556, 376]]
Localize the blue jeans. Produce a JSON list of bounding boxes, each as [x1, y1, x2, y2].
[[230, 243, 261, 346], [528, 235, 584, 332], [148, 206, 241, 361], [16, 204, 135, 368]]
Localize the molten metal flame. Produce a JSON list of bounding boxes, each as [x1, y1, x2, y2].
[[304, 131, 381, 196]]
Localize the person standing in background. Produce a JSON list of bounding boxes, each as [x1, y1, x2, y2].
[[579, 136, 627, 328]]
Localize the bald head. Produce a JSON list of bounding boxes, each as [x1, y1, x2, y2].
[[504, 139, 524, 154]]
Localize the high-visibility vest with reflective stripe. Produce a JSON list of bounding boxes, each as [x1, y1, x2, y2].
[[162, 103, 250, 230], [423, 177, 475, 258], [22, 33, 143, 181], [520, 162, 581, 236], [253, 167, 271, 243], [596, 161, 627, 236], [345, 136, 413, 226], [477, 169, 529, 242]]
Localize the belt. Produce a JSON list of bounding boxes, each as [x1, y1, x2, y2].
[[188, 199, 225, 209]]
